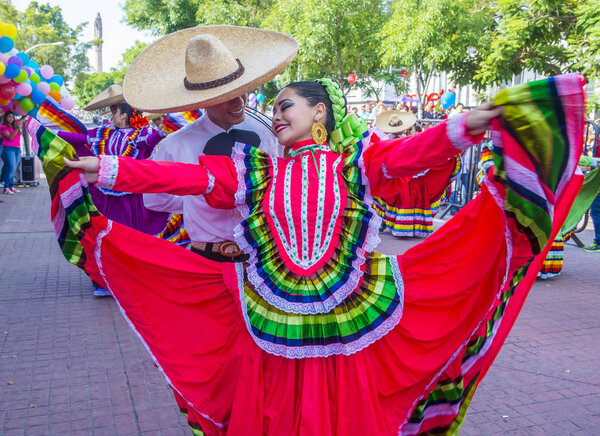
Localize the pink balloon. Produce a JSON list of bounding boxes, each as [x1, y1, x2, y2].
[[0, 76, 11, 84], [14, 105, 27, 116], [60, 97, 75, 111], [40, 64, 54, 80], [0, 53, 8, 65], [16, 82, 32, 96], [37, 81, 50, 95]]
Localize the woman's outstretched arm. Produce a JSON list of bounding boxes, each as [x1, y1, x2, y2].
[[64, 155, 238, 208]]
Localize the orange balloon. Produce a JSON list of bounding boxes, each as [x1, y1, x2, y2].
[[48, 90, 62, 102], [0, 98, 9, 106]]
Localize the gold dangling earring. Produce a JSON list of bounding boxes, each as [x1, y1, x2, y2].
[[311, 122, 327, 145]]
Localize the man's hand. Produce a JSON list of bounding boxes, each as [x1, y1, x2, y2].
[[64, 156, 100, 183], [465, 103, 503, 136]]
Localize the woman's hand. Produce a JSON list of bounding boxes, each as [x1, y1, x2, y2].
[[64, 156, 100, 183], [465, 103, 503, 136]]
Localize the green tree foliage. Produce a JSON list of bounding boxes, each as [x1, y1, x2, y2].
[[122, 0, 198, 36], [381, 0, 494, 97], [570, 0, 600, 78], [473, 0, 579, 87], [0, 2, 90, 81], [72, 41, 148, 107], [263, 0, 390, 94]]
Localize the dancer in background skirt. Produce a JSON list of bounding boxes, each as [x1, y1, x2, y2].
[[372, 110, 461, 237]]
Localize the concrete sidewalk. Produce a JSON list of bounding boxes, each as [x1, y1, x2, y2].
[[0, 179, 599, 435]]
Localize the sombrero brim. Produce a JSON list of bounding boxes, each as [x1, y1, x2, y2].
[[123, 25, 298, 113], [376, 111, 418, 134], [84, 84, 124, 111]]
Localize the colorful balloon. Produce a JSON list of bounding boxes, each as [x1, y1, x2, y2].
[[50, 74, 64, 86], [19, 97, 34, 112], [30, 90, 45, 105], [1, 101, 13, 110], [36, 81, 50, 95], [29, 72, 40, 84], [256, 93, 265, 103], [16, 82, 32, 96], [3, 24, 17, 40], [48, 90, 61, 102], [0, 76, 11, 84], [40, 64, 54, 80], [0, 53, 8, 65], [60, 97, 75, 110], [0, 98, 9, 106], [440, 91, 456, 109], [26, 60, 39, 69], [0, 63, 4, 76], [14, 105, 27, 116], [49, 82, 60, 92], [0, 84, 16, 100], [347, 73, 357, 85], [16, 52, 30, 64], [3, 63, 19, 79], [13, 69, 28, 83], [7, 55, 22, 68]]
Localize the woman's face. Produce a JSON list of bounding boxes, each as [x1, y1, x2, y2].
[[272, 87, 326, 147], [5, 113, 14, 124]]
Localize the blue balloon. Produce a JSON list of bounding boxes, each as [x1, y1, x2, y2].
[[4, 63, 20, 79], [50, 74, 64, 86], [30, 90, 45, 105], [16, 52, 30, 64], [440, 92, 456, 109], [14, 93, 24, 101], [26, 60, 39, 69], [0, 37, 14, 53], [7, 56, 23, 68], [256, 93, 265, 103]]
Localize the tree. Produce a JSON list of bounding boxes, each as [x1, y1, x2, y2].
[[0, 2, 91, 82], [569, 0, 600, 79], [381, 0, 494, 107], [122, 0, 199, 35], [263, 0, 390, 95], [472, 0, 579, 88]]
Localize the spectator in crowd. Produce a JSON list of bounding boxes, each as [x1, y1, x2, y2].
[[449, 103, 465, 119], [0, 111, 23, 195]]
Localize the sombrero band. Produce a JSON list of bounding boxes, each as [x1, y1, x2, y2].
[[183, 59, 245, 91]]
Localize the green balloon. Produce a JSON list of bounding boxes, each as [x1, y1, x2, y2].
[[19, 97, 34, 112], [13, 70, 28, 83], [49, 82, 61, 92], [29, 73, 40, 84]]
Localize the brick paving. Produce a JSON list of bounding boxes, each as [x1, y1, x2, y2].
[[0, 177, 599, 435]]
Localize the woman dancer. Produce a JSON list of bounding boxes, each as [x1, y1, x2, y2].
[[1, 111, 24, 194], [39, 74, 583, 435]]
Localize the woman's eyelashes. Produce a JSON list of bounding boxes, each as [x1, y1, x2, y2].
[[280, 101, 294, 112]]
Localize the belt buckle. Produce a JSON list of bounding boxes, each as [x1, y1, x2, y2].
[[216, 241, 243, 258]]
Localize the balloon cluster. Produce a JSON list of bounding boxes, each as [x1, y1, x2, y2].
[[247, 92, 265, 110], [0, 22, 75, 116]]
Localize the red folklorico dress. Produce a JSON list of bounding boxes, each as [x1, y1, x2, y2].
[[37, 74, 585, 435]]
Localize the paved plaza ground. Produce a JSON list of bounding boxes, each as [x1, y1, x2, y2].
[[0, 177, 599, 435]]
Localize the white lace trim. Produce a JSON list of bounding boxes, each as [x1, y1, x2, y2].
[[204, 167, 215, 195], [446, 113, 474, 150], [97, 155, 119, 190], [94, 220, 228, 429], [236, 259, 405, 359]]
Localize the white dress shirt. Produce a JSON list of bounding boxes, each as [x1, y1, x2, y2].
[[144, 111, 281, 242]]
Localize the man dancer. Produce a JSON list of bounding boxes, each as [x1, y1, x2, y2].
[[123, 25, 298, 263]]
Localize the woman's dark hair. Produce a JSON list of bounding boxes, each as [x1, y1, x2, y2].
[[1, 111, 18, 129], [284, 81, 338, 136], [117, 102, 135, 122]]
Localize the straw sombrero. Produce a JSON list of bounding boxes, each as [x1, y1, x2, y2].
[[84, 83, 124, 111], [376, 110, 417, 134], [123, 25, 298, 113]]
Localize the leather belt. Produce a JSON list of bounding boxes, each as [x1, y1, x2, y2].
[[190, 240, 245, 258]]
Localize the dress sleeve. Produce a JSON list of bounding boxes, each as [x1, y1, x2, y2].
[[96, 155, 238, 208], [363, 113, 484, 195], [58, 132, 93, 157]]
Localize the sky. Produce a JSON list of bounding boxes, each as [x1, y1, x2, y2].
[[11, 0, 153, 71]]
